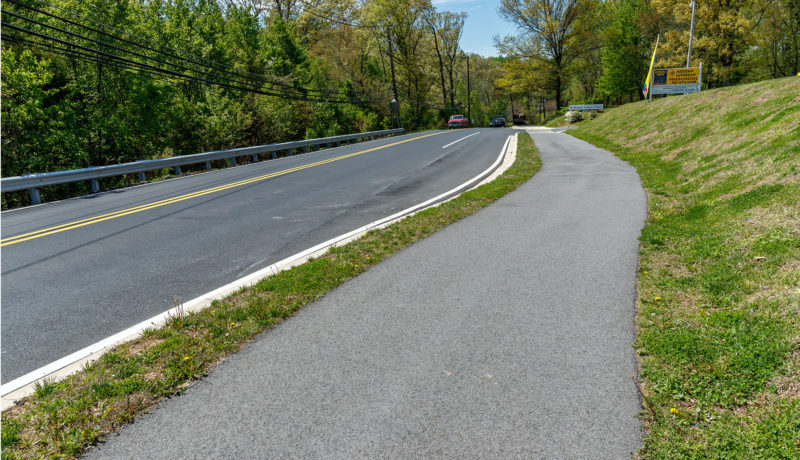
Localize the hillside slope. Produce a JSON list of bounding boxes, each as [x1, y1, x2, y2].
[[571, 77, 800, 458]]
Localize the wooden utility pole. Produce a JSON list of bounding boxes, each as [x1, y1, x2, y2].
[[386, 27, 398, 103], [466, 54, 471, 126], [95, 55, 103, 169], [687, 0, 697, 67]]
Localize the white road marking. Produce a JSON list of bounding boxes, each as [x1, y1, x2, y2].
[[442, 132, 479, 149]]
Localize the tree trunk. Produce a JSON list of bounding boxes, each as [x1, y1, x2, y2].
[[448, 68, 455, 110], [430, 28, 448, 111], [555, 74, 562, 110]]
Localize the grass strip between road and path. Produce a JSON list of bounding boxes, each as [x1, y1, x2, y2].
[[1, 130, 541, 459], [569, 77, 800, 458]]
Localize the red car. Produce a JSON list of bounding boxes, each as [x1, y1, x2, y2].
[[448, 114, 469, 128]]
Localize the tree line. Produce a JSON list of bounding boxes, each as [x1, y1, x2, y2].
[[2, 0, 796, 206], [497, 0, 799, 108], [2, 0, 512, 207]]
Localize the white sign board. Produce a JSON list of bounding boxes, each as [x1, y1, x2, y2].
[[651, 84, 701, 94], [569, 104, 603, 112], [649, 63, 703, 98]]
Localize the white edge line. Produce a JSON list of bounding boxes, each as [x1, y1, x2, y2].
[[1, 133, 515, 409], [441, 132, 479, 149]]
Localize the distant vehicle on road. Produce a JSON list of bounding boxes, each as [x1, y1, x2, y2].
[[489, 117, 506, 127], [448, 115, 468, 128]]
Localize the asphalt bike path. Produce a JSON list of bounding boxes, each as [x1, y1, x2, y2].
[[87, 127, 647, 458]]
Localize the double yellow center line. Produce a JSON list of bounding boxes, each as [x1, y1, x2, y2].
[[2, 131, 447, 247]]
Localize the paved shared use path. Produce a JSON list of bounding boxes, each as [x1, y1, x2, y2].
[[88, 127, 647, 458]]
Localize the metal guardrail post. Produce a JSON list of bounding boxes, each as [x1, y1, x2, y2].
[[138, 172, 146, 182], [29, 188, 41, 205], [205, 162, 212, 171], [271, 151, 277, 159], [252, 154, 258, 162], [230, 158, 236, 167], [175, 166, 182, 175], [91, 179, 100, 194]]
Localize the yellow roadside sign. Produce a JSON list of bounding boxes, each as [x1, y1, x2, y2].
[[654, 68, 700, 85], [666, 68, 699, 85]]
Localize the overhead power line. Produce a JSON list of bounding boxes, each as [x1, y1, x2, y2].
[[1, 21, 386, 103], [1, 1, 392, 103], [4, 0, 318, 96], [2, 32, 219, 86], [6, 0, 389, 99], [300, 3, 380, 31]]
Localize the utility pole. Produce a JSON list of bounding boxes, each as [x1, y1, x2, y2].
[[466, 53, 471, 126], [95, 55, 102, 169], [687, 0, 696, 67], [386, 27, 398, 103]]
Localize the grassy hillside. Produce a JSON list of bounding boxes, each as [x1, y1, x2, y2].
[[571, 77, 800, 458]]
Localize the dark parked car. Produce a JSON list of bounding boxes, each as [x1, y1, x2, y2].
[[489, 117, 506, 127]]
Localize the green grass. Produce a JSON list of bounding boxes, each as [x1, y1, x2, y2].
[[0, 133, 542, 459], [569, 76, 800, 458]]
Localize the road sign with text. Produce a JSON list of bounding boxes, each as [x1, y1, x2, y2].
[[568, 104, 603, 112], [651, 65, 702, 95]]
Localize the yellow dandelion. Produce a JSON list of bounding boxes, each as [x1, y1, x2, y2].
[[655, 297, 661, 301], [670, 407, 679, 414], [643, 270, 648, 274], [184, 356, 190, 361], [231, 322, 236, 326], [211, 310, 216, 313]]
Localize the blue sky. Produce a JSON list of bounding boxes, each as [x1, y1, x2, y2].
[[433, 0, 517, 57]]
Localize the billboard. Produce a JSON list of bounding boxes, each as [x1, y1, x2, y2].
[[653, 68, 699, 85], [651, 64, 702, 96]]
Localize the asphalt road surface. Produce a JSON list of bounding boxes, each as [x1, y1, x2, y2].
[[1, 129, 509, 382], [87, 127, 646, 458]]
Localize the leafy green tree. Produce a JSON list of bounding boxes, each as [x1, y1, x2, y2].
[[498, 0, 601, 108], [596, 0, 650, 102]]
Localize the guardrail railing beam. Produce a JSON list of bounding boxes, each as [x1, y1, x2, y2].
[[1, 129, 404, 205]]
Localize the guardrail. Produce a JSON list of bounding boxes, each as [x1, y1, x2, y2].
[[1, 128, 405, 205]]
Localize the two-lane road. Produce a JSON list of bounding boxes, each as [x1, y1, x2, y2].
[[2, 129, 510, 382]]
